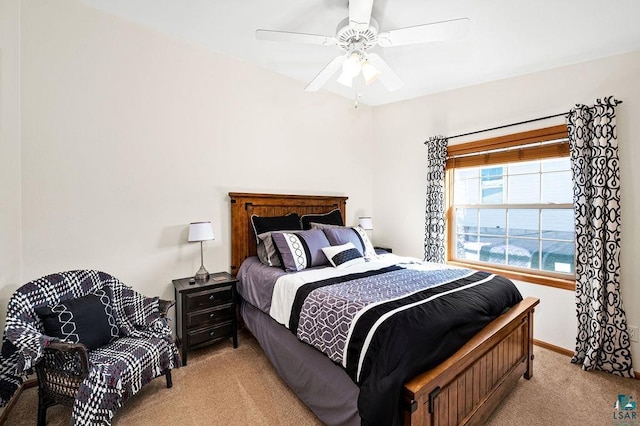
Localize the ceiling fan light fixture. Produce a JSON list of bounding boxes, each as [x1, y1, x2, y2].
[[337, 52, 362, 87], [361, 60, 379, 85], [337, 71, 354, 87], [343, 52, 362, 78]]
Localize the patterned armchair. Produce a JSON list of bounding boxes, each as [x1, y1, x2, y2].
[[0, 270, 180, 425]]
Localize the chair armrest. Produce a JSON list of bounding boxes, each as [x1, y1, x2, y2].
[[48, 341, 86, 353], [39, 340, 90, 379], [158, 299, 175, 318]]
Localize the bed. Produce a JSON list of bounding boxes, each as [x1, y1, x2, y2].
[[229, 192, 539, 426]]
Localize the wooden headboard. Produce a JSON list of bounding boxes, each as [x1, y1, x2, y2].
[[228, 192, 348, 276]]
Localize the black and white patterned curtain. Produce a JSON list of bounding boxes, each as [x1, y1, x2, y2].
[[567, 96, 633, 377], [424, 135, 448, 263]]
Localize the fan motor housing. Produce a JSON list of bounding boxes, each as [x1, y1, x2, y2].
[[336, 17, 379, 51]]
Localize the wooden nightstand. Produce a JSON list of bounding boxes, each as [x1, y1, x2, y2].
[[172, 272, 238, 366]]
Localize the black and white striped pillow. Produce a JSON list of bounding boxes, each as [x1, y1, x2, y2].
[[271, 230, 331, 272], [322, 242, 366, 269]]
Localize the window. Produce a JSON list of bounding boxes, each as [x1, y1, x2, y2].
[[446, 125, 575, 290]]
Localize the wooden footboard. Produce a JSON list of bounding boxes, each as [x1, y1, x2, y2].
[[403, 297, 539, 426]]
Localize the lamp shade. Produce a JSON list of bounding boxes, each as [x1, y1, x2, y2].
[[361, 60, 379, 85], [338, 52, 363, 87], [358, 217, 373, 231], [343, 53, 361, 78], [337, 71, 354, 87], [188, 222, 215, 242]]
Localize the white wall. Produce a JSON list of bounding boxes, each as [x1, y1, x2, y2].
[[15, 0, 373, 306], [0, 0, 22, 321], [5, 0, 640, 368], [372, 51, 640, 362]]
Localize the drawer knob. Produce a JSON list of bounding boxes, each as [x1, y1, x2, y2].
[[209, 313, 216, 318], [209, 295, 216, 300], [209, 331, 215, 337]]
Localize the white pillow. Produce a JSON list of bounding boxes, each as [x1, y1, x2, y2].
[[322, 242, 366, 269]]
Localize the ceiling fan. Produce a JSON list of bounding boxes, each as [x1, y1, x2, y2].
[[256, 0, 469, 92]]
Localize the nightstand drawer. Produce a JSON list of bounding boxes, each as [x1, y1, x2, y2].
[[187, 322, 233, 347], [186, 304, 233, 329], [186, 286, 233, 311]]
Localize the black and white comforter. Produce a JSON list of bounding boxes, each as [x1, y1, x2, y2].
[[268, 256, 522, 425]]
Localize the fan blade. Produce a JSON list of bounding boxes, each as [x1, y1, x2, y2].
[[256, 29, 337, 46], [377, 17, 469, 47], [349, 0, 374, 31], [367, 53, 404, 91], [305, 55, 346, 92]]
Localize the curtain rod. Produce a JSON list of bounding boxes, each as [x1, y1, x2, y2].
[[427, 100, 623, 143]]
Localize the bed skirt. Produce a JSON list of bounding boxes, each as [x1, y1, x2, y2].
[[241, 299, 360, 426]]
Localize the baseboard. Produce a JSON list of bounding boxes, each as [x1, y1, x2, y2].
[[533, 339, 640, 380], [533, 339, 574, 357], [0, 378, 37, 425]]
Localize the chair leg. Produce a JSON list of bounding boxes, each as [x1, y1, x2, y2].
[[37, 391, 48, 426], [165, 370, 172, 388]]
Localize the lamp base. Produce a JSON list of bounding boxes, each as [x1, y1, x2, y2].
[[194, 265, 209, 281]]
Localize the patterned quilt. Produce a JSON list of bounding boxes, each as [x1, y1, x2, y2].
[[0, 270, 180, 425], [269, 259, 523, 426]]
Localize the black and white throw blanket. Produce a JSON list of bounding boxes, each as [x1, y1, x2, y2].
[[269, 258, 523, 425], [0, 270, 180, 425]]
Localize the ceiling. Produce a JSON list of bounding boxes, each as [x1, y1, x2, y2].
[[80, 0, 640, 107]]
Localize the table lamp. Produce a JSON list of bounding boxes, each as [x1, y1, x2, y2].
[[188, 221, 215, 281], [358, 217, 373, 231]]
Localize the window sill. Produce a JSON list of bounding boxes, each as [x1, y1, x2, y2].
[[446, 260, 575, 291]]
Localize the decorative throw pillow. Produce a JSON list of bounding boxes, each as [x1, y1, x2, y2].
[[271, 230, 332, 272], [300, 209, 344, 230], [251, 213, 302, 242], [322, 242, 366, 269], [322, 226, 377, 259], [35, 287, 120, 351], [352, 225, 377, 259], [256, 230, 303, 267], [256, 241, 271, 265]]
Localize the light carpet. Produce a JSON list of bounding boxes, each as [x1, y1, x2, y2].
[[5, 330, 640, 425]]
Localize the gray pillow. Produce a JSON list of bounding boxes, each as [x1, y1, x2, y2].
[[271, 230, 332, 272], [256, 240, 273, 266], [257, 230, 301, 267], [322, 226, 377, 259]]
